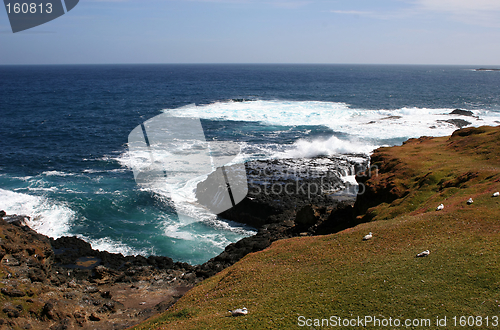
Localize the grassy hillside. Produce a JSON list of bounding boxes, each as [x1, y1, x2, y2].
[[133, 126, 500, 330]]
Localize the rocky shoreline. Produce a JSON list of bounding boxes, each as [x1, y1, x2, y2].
[[0, 212, 199, 330], [0, 154, 369, 329]]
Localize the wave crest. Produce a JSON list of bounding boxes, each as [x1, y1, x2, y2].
[[0, 188, 74, 238]]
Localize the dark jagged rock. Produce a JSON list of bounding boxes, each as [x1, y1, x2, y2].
[[3, 306, 21, 318], [295, 205, 319, 228], [50, 235, 176, 275], [199, 156, 368, 227], [195, 155, 369, 277], [2, 214, 30, 227], [352, 157, 409, 222], [0, 212, 200, 330], [313, 201, 356, 235], [28, 267, 46, 282], [439, 119, 471, 128], [450, 109, 474, 116], [1, 287, 26, 297]]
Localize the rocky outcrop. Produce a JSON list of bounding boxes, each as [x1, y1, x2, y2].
[[195, 155, 370, 277], [352, 155, 410, 221], [349, 125, 500, 224], [439, 118, 471, 128], [450, 109, 474, 116], [0, 215, 200, 330], [198, 156, 368, 227]]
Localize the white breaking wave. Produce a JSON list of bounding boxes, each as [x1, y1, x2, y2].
[[79, 235, 152, 257], [280, 135, 378, 158], [117, 146, 254, 230], [147, 174, 255, 237], [164, 100, 353, 128], [25, 186, 59, 193], [82, 168, 128, 174], [0, 188, 74, 238], [42, 170, 75, 177], [117, 145, 257, 243], [163, 100, 500, 156], [161, 221, 252, 251]]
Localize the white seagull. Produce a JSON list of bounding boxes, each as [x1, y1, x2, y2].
[[362, 232, 373, 240], [416, 250, 430, 258], [229, 307, 248, 317], [467, 198, 474, 205], [493, 192, 499, 197], [436, 204, 444, 211]]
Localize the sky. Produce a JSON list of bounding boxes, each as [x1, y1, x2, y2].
[[1, 0, 500, 65]]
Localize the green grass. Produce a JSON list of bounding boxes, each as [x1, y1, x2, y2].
[[134, 212, 500, 329], [132, 126, 500, 330]]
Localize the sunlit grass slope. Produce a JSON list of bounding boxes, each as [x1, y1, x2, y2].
[[133, 126, 500, 330]]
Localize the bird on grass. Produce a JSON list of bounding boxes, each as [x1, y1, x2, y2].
[[362, 232, 373, 240], [416, 250, 430, 258], [493, 192, 499, 197], [436, 204, 444, 211], [467, 198, 474, 205], [229, 307, 248, 316]]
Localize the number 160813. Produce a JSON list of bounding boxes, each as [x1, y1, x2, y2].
[[6, 3, 53, 14]]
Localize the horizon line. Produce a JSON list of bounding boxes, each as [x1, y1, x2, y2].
[[1, 63, 499, 67]]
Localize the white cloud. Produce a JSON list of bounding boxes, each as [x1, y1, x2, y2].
[[331, 0, 500, 28], [330, 9, 412, 20], [183, 0, 309, 6], [414, 0, 500, 13], [331, 10, 373, 16], [412, 0, 500, 27]]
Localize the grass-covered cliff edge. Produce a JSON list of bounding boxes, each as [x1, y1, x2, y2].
[[133, 126, 500, 330]]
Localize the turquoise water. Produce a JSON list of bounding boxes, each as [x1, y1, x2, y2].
[[1, 64, 499, 264]]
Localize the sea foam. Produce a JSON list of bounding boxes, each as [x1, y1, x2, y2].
[[163, 100, 500, 157], [0, 188, 74, 238]]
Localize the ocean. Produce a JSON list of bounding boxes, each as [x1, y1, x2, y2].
[[1, 64, 499, 265]]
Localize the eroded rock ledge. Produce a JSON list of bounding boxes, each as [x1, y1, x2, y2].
[[0, 213, 198, 330]]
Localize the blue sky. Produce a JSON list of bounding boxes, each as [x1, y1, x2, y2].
[[1, 0, 500, 65]]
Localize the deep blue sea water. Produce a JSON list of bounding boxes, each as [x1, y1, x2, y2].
[[1, 64, 499, 264]]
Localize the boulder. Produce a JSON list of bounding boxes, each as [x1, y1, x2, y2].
[[295, 205, 319, 227], [1, 287, 25, 297], [450, 109, 474, 116], [439, 119, 471, 128], [2, 214, 30, 227]]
